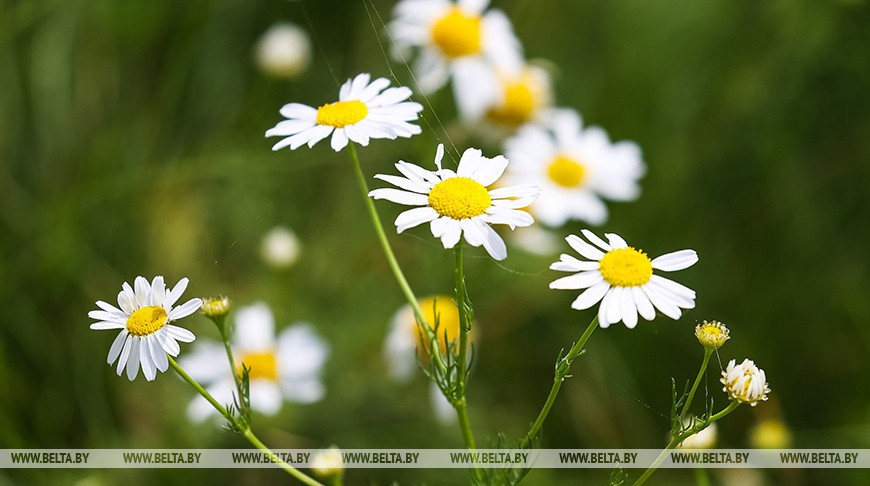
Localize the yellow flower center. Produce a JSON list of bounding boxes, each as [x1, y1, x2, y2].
[[547, 155, 586, 188], [126, 306, 168, 337], [315, 100, 368, 128], [238, 351, 278, 381], [431, 8, 482, 58], [599, 247, 653, 287], [428, 177, 492, 220], [487, 81, 536, 126], [413, 296, 462, 353]]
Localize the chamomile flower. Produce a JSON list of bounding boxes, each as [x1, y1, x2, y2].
[[550, 229, 698, 328], [504, 109, 645, 227], [484, 63, 552, 128], [265, 73, 423, 152], [721, 358, 770, 406], [369, 144, 540, 261], [180, 302, 329, 420], [88, 276, 201, 381], [384, 296, 471, 424], [389, 0, 523, 119]]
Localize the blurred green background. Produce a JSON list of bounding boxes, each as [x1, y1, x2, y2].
[[2, 0, 869, 484]]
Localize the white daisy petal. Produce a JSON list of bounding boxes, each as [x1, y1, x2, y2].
[[88, 310, 124, 322], [651, 249, 699, 272], [374, 173, 431, 193], [96, 300, 124, 316], [126, 337, 141, 380], [604, 233, 629, 249], [471, 154, 509, 187], [279, 103, 317, 119], [566, 234, 605, 261], [90, 321, 126, 330], [134, 277, 150, 308], [460, 218, 485, 247], [369, 188, 431, 206], [165, 325, 195, 343], [598, 289, 614, 328], [642, 284, 682, 320], [140, 341, 156, 381], [151, 276, 165, 307], [478, 220, 507, 260], [570, 281, 610, 310], [621, 291, 638, 328], [440, 220, 462, 249], [581, 229, 612, 252], [395, 206, 439, 233], [606, 286, 624, 325], [166, 277, 189, 308], [156, 329, 181, 357], [631, 286, 656, 321], [330, 128, 349, 151], [116, 335, 133, 375], [169, 298, 204, 320], [550, 271, 603, 290], [650, 274, 697, 301], [117, 290, 135, 314], [107, 330, 129, 365], [148, 337, 169, 372]]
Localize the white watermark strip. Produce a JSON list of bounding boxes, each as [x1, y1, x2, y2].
[[0, 449, 867, 469]]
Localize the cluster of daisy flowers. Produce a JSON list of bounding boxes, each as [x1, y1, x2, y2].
[[389, 0, 645, 230]]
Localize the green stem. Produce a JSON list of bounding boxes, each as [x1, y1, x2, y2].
[[452, 243, 483, 482], [219, 328, 247, 416], [693, 467, 710, 486], [169, 356, 230, 418], [521, 315, 598, 448], [680, 347, 713, 422], [169, 357, 323, 486], [243, 428, 324, 486], [633, 401, 741, 486], [346, 144, 445, 372]]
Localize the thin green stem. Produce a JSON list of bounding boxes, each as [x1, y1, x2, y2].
[[243, 429, 324, 486], [521, 315, 599, 448], [219, 327, 247, 416], [633, 401, 741, 486], [346, 144, 445, 372], [452, 243, 483, 482], [680, 347, 713, 422], [169, 357, 323, 486], [693, 467, 711, 486], [169, 356, 230, 418]]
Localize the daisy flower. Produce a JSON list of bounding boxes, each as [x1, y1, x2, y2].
[[549, 229, 698, 328], [721, 358, 770, 406], [265, 73, 423, 152], [88, 276, 201, 381], [384, 296, 471, 424], [694, 320, 730, 349], [389, 0, 523, 119], [483, 63, 552, 128], [369, 144, 540, 261], [180, 302, 328, 420], [504, 109, 645, 227]]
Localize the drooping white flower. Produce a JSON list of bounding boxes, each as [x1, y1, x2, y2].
[[550, 229, 698, 328], [504, 109, 645, 227], [180, 302, 329, 420], [389, 0, 523, 119], [266, 73, 423, 152], [721, 358, 770, 406], [254, 22, 312, 79], [369, 144, 540, 260], [89, 276, 201, 381]]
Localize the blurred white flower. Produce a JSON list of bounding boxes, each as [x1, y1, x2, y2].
[[384, 296, 472, 425], [389, 0, 523, 119], [266, 73, 423, 152], [721, 358, 770, 406], [260, 226, 301, 268], [550, 229, 698, 328], [484, 64, 552, 128], [89, 276, 200, 381], [677, 417, 717, 449], [311, 446, 344, 481], [369, 144, 540, 261], [510, 224, 561, 256], [180, 302, 328, 421], [504, 109, 645, 227], [255, 22, 312, 78]]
